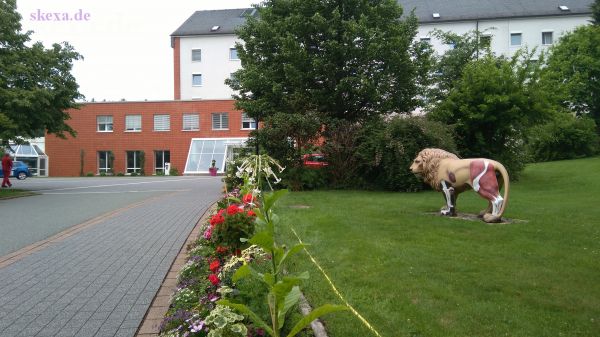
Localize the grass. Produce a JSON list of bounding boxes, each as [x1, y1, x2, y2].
[[0, 188, 35, 200], [275, 157, 600, 337]]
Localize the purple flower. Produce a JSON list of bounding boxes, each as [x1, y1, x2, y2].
[[190, 320, 205, 333]]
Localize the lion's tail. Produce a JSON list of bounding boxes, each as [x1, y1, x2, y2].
[[496, 161, 510, 218], [482, 161, 510, 223], [498, 163, 510, 217]]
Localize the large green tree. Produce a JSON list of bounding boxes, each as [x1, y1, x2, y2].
[[429, 53, 554, 177], [0, 0, 82, 147], [592, 0, 600, 25], [228, 0, 419, 126], [543, 24, 600, 133], [422, 29, 492, 110]]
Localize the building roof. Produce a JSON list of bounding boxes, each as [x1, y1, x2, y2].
[[402, 0, 593, 23], [171, 1, 593, 37], [171, 8, 256, 36]]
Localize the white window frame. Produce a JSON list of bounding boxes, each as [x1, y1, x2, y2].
[[154, 150, 170, 174], [125, 114, 142, 132], [182, 113, 200, 131], [98, 151, 110, 174], [241, 113, 257, 130], [229, 47, 239, 60], [212, 113, 229, 130], [510, 32, 522, 46], [97, 115, 113, 132], [192, 73, 203, 86], [542, 31, 553, 45], [154, 114, 170, 132], [191, 49, 201, 62], [126, 151, 142, 174]]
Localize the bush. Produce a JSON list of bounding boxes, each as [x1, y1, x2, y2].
[[528, 115, 599, 162], [280, 165, 327, 191], [168, 167, 179, 176], [354, 116, 457, 191], [86, 172, 94, 177], [211, 210, 256, 251]]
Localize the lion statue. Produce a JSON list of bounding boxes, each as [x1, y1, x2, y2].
[[409, 148, 510, 223]]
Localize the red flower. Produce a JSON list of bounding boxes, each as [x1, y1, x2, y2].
[[210, 214, 225, 227], [242, 193, 255, 204], [209, 260, 220, 273], [226, 204, 242, 215], [216, 246, 228, 254], [247, 210, 256, 217], [217, 208, 225, 216], [208, 273, 220, 285]]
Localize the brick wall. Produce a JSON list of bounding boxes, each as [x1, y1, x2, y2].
[[45, 100, 251, 176]]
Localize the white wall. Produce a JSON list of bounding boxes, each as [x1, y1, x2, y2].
[[179, 34, 242, 100], [177, 14, 591, 100], [417, 14, 591, 59]]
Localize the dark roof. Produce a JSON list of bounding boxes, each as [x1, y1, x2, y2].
[[402, 0, 593, 23], [171, 8, 256, 36], [171, 1, 593, 36]]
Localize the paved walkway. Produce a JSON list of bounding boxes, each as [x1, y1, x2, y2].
[[0, 178, 221, 337]]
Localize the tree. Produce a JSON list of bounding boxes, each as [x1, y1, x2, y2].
[[592, 0, 600, 25], [0, 0, 82, 148], [228, 0, 420, 144], [543, 24, 600, 133], [428, 53, 555, 177], [423, 29, 492, 109]]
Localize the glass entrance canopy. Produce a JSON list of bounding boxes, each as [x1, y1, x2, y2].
[[8, 144, 49, 177], [184, 138, 248, 174]]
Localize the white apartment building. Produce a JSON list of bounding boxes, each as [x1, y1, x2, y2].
[[170, 1, 593, 100]]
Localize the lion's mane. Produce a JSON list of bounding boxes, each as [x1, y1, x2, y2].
[[417, 148, 459, 191]]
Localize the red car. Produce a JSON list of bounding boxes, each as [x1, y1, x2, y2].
[[302, 154, 328, 168]]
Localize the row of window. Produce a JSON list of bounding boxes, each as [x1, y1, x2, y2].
[[191, 48, 239, 62], [98, 150, 170, 174], [97, 113, 256, 132], [191, 72, 236, 87], [420, 31, 554, 47]]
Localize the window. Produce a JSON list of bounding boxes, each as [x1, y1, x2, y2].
[[154, 114, 170, 131], [241, 113, 256, 130], [98, 151, 112, 174], [510, 33, 522, 46], [542, 31, 553, 45], [212, 113, 229, 130], [419, 37, 431, 44], [183, 113, 200, 131], [229, 47, 239, 60], [126, 151, 142, 174], [97, 115, 113, 132], [184, 138, 247, 173], [192, 74, 202, 86], [154, 150, 170, 174], [125, 115, 141, 132], [191, 49, 201, 62]]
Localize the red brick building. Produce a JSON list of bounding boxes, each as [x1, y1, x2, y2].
[[46, 100, 253, 176]]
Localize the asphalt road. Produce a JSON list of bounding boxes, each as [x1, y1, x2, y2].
[[0, 176, 221, 256]]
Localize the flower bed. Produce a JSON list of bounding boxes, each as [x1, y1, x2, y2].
[[159, 155, 346, 337]]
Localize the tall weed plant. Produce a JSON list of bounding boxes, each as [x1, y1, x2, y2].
[[219, 155, 347, 337]]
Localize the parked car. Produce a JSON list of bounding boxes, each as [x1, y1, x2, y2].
[[0, 161, 32, 180], [302, 153, 328, 168]]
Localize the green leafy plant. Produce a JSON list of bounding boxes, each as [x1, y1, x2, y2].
[[204, 305, 248, 337], [219, 155, 347, 337]]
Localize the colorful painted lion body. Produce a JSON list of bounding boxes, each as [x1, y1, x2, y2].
[[410, 148, 510, 223]]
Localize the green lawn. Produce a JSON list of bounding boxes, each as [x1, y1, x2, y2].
[[276, 157, 600, 337], [0, 188, 35, 200]]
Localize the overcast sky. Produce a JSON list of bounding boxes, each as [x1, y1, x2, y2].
[[16, 0, 258, 102]]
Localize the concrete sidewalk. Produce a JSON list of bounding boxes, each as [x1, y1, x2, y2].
[[0, 183, 220, 337]]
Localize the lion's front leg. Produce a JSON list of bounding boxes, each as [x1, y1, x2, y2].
[[439, 181, 457, 216]]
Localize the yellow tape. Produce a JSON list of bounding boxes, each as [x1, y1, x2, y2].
[[290, 227, 384, 337]]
